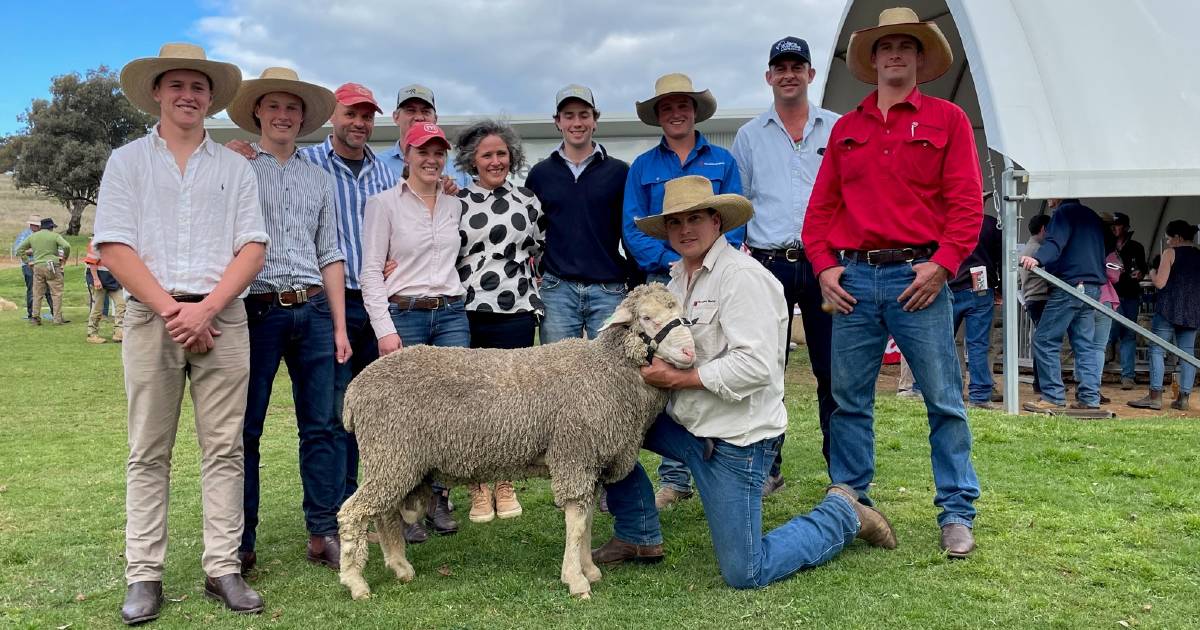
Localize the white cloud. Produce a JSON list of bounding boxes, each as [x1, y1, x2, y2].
[[196, 0, 846, 116]]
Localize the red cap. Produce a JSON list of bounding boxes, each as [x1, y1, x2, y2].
[[403, 122, 450, 152], [334, 83, 382, 113]]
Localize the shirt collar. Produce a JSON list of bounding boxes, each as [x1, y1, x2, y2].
[[857, 87, 924, 117], [249, 142, 297, 162], [657, 130, 708, 155], [762, 103, 832, 128], [467, 180, 511, 198], [320, 136, 377, 163], [150, 125, 217, 156], [555, 142, 604, 163]]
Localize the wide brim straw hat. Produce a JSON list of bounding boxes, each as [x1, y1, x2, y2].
[[635, 175, 753, 240], [120, 43, 242, 116], [227, 67, 336, 137], [635, 73, 718, 127], [847, 7, 953, 85]]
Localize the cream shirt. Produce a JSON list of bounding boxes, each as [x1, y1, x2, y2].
[[360, 181, 465, 339], [93, 127, 268, 296], [667, 234, 788, 446]]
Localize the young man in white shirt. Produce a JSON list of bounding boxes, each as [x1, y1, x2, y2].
[[95, 43, 268, 624]]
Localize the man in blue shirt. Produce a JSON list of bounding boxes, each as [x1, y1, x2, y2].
[[375, 84, 471, 190], [732, 36, 840, 490], [11, 214, 44, 319], [622, 72, 744, 509], [1020, 198, 1108, 411]]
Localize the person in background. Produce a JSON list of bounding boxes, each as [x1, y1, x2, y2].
[[454, 119, 546, 524], [1129, 220, 1200, 411], [18, 217, 70, 326], [376, 84, 471, 190], [1110, 212, 1147, 390], [12, 214, 49, 320], [1019, 214, 1052, 394], [83, 239, 126, 343]]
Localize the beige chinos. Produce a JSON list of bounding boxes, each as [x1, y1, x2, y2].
[[122, 299, 251, 583]]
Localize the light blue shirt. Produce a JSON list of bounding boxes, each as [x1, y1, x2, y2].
[[12, 227, 32, 260], [731, 103, 839, 250], [555, 142, 604, 181], [298, 137, 397, 290], [376, 141, 473, 190]]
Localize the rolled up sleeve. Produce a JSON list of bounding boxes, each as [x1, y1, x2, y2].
[[696, 269, 783, 402], [232, 163, 270, 253]]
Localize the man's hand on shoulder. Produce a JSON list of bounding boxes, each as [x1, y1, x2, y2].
[[898, 262, 949, 312], [225, 140, 257, 160]]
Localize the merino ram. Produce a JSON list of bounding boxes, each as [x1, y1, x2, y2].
[[337, 283, 695, 599]]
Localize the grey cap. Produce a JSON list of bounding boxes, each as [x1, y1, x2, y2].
[[555, 84, 596, 112], [395, 84, 435, 109]]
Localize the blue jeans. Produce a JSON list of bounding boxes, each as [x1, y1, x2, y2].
[[1026, 300, 1047, 393], [641, 273, 695, 493], [389, 300, 471, 348], [1111, 297, 1141, 379], [605, 414, 858, 589], [242, 292, 343, 550], [829, 258, 979, 528], [1148, 314, 1198, 394], [1083, 304, 1116, 391], [753, 251, 835, 471], [951, 289, 995, 403], [539, 271, 626, 343], [335, 293, 381, 502], [1033, 284, 1102, 406]]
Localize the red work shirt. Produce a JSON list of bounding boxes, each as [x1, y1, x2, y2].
[[801, 88, 983, 276]]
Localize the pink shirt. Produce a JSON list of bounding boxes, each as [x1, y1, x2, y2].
[[360, 181, 464, 339], [1100, 252, 1122, 307]]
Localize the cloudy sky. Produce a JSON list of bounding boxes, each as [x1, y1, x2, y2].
[[3, 0, 848, 134]]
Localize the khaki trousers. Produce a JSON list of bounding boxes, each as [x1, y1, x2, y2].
[[87, 288, 126, 336], [123, 299, 250, 583], [31, 263, 64, 322]]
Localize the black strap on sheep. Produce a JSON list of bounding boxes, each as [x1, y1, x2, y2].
[[639, 317, 693, 365]]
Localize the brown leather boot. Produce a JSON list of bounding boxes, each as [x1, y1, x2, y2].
[[1127, 389, 1162, 410], [940, 523, 976, 559], [425, 490, 459, 535], [120, 581, 163, 625], [826, 484, 897, 549], [306, 534, 340, 569], [591, 537, 664, 565], [203, 573, 263, 614]]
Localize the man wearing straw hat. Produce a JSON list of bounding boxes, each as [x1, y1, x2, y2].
[[623, 72, 745, 510], [95, 43, 269, 622], [595, 175, 896, 586], [17, 217, 70, 325], [11, 214, 50, 320], [802, 8, 984, 558], [225, 67, 354, 575], [731, 35, 841, 492]]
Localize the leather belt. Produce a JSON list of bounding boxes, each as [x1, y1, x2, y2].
[[749, 246, 805, 263], [130, 293, 208, 304], [388, 294, 463, 310], [249, 285, 323, 307], [843, 245, 938, 265]]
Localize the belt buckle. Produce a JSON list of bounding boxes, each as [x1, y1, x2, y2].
[[785, 247, 802, 263], [866, 249, 885, 265]]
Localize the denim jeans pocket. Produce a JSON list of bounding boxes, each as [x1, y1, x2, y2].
[[307, 291, 331, 315], [540, 273, 562, 291], [245, 299, 272, 322], [599, 282, 627, 296], [711, 439, 755, 465]]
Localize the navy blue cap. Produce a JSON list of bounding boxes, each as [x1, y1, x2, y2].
[[769, 36, 811, 66]]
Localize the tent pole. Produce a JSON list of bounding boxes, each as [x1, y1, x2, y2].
[[1002, 165, 1024, 414]]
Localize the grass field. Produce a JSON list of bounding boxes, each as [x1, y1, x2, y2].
[[1, 262, 1198, 629]]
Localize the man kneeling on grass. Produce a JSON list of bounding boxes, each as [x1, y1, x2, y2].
[[593, 176, 896, 589]]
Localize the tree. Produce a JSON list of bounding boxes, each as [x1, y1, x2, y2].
[[11, 67, 154, 235]]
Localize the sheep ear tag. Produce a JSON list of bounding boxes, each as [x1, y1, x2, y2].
[[599, 305, 635, 331]]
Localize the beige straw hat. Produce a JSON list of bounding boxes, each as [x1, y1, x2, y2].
[[635, 73, 718, 127], [227, 67, 336, 137], [847, 7, 953, 85], [119, 43, 242, 116], [635, 175, 753, 240]]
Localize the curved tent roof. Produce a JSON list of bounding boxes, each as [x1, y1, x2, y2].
[[820, 0, 1200, 200]]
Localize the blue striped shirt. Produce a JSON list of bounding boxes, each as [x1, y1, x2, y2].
[[298, 137, 397, 289], [731, 104, 839, 249], [248, 144, 344, 293]]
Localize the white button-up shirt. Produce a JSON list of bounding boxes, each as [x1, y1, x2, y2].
[[94, 127, 269, 296], [667, 234, 788, 446]]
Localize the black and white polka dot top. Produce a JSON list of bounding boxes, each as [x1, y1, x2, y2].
[[456, 182, 547, 314]]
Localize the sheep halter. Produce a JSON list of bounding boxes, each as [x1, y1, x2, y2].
[[638, 317, 692, 365]]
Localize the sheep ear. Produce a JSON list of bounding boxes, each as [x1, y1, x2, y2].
[[600, 304, 635, 331]]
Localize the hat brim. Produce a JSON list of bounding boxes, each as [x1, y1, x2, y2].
[[635, 89, 717, 127], [227, 78, 336, 138], [120, 57, 243, 117], [846, 22, 953, 85], [635, 193, 753, 240]]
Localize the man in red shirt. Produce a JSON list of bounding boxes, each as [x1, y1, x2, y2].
[[801, 7, 983, 558]]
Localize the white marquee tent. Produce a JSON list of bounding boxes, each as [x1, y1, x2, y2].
[[819, 0, 1200, 412]]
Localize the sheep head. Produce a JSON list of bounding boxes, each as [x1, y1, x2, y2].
[[602, 283, 695, 368]]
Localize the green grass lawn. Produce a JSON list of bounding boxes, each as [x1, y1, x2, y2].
[[1, 265, 1198, 629]]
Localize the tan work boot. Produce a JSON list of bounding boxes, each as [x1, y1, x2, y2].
[[654, 486, 693, 510], [468, 483, 495, 523], [1127, 389, 1162, 410], [826, 484, 897, 549], [113, 329, 124, 342], [494, 481, 523, 519], [86, 335, 107, 344]]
